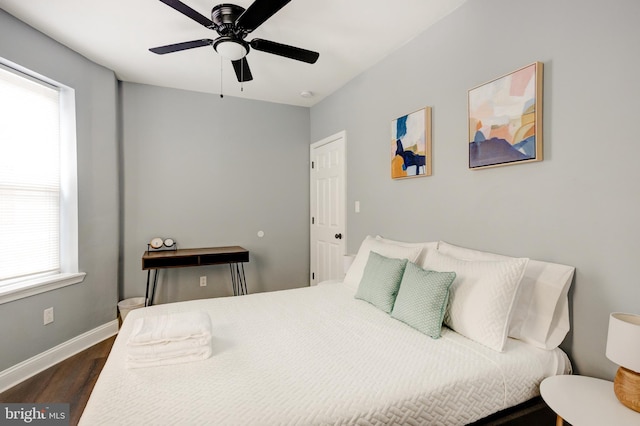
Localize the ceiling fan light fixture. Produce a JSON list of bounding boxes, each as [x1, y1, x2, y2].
[[214, 38, 249, 61]]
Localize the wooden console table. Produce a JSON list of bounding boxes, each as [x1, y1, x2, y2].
[[142, 246, 249, 306]]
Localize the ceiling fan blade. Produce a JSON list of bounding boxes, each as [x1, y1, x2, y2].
[[232, 58, 253, 82], [149, 39, 213, 54], [249, 39, 319, 64], [236, 0, 291, 32], [158, 0, 215, 28]]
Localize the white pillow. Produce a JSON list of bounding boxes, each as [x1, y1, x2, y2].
[[343, 236, 422, 290], [374, 236, 437, 266], [437, 241, 575, 349], [423, 250, 528, 352]]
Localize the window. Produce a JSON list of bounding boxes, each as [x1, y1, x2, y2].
[[0, 59, 84, 304]]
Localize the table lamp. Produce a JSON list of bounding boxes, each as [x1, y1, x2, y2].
[[606, 312, 640, 412]]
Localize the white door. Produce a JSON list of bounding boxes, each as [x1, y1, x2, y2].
[[310, 131, 346, 285]]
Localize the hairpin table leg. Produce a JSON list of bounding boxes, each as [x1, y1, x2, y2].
[[229, 264, 238, 296], [144, 270, 151, 307], [229, 262, 248, 296], [149, 270, 159, 306], [239, 263, 247, 295]]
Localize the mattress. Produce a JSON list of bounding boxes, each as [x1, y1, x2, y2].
[[80, 283, 570, 425]]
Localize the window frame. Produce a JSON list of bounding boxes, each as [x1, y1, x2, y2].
[[0, 59, 85, 305]]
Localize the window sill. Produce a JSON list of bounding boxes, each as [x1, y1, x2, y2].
[[0, 272, 86, 305]]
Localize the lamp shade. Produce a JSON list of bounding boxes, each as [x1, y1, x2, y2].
[[214, 39, 248, 61], [606, 312, 640, 373]]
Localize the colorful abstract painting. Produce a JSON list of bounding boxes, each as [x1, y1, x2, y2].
[[468, 62, 543, 169], [391, 107, 432, 179]]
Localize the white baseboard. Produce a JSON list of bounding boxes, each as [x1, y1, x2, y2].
[[0, 320, 119, 393]]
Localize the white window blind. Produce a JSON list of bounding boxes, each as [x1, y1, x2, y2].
[[0, 65, 62, 283]]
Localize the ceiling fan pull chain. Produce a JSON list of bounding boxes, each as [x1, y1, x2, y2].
[[241, 58, 244, 92], [220, 56, 224, 98]]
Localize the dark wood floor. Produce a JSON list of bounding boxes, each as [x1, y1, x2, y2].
[[0, 335, 116, 426]]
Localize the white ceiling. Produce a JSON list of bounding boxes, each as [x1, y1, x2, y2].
[[0, 0, 467, 107]]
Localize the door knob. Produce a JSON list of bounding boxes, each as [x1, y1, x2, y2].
[[335, 233, 342, 239]]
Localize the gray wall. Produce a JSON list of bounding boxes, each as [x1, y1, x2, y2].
[[311, 0, 640, 380], [3, 0, 637, 382], [120, 83, 310, 302], [0, 10, 119, 370]]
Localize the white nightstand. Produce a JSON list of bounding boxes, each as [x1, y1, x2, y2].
[[540, 375, 640, 426]]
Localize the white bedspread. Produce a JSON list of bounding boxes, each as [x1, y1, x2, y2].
[[80, 283, 570, 425]]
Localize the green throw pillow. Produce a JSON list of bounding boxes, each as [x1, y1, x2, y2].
[[391, 262, 456, 338], [354, 251, 408, 313]]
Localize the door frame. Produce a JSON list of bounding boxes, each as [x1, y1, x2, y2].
[[309, 130, 347, 285]]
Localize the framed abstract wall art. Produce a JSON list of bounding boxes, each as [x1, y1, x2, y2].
[[468, 62, 543, 169], [391, 107, 432, 179]]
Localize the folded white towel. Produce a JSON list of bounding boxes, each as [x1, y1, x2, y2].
[[127, 335, 211, 361], [126, 346, 212, 369], [125, 311, 213, 369], [127, 311, 212, 346]]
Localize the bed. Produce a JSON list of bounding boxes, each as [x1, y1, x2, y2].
[[80, 237, 574, 425]]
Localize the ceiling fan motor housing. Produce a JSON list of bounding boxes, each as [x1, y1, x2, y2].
[[211, 4, 246, 36]]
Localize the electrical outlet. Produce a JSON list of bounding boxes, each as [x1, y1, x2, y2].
[[199, 276, 207, 287], [44, 307, 54, 325]]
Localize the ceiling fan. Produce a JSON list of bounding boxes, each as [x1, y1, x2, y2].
[[149, 0, 320, 83]]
